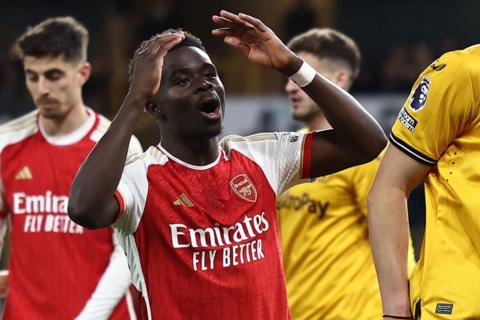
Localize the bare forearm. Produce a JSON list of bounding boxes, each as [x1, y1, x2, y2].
[[302, 70, 385, 158], [368, 185, 411, 316], [69, 94, 145, 228]]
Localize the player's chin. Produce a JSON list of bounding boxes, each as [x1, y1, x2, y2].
[[39, 108, 64, 120], [200, 122, 223, 139]]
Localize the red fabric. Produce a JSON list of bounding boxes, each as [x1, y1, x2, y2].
[[132, 150, 290, 319], [114, 190, 125, 219], [301, 132, 314, 178], [0, 113, 130, 319]]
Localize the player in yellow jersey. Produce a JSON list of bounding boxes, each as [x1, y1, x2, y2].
[[278, 29, 415, 320], [368, 46, 480, 319]]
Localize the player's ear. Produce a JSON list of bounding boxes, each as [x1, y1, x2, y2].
[[333, 69, 352, 90], [78, 62, 91, 85]]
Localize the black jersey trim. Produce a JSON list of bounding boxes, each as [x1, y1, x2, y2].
[[389, 132, 437, 165]]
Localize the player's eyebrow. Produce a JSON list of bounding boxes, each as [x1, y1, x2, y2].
[[24, 67, 64, 75]]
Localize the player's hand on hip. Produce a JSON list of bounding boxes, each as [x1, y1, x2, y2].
[[128, 32, 185, 104], [212, 11, 300, 73]]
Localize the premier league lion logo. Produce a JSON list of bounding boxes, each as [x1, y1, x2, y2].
[[409, 77, 431, 111]]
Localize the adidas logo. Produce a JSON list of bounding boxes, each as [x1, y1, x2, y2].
[[173, 193, 194, 208], [15, 166, 33, 180]]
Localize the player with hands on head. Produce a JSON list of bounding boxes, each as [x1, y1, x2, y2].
[[69, 11, 386, 320]]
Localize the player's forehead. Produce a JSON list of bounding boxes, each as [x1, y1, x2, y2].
[[23, 55, 76, 73], [163, 46, 215, 75]]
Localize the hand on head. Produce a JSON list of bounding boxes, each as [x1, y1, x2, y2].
[[129, 32, 185, 104], [212, 10, 296, 71]]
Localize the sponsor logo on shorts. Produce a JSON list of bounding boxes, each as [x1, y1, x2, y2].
[[435, 303, 453, 315], [409, 76, 431, 111], [230, 174, 257, 203], [398, 108, 418, 131]]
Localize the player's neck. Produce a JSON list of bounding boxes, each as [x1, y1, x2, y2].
[[160, 135, 220, 166], [307, 115, 331, 131], [39, 103, 89, 137]]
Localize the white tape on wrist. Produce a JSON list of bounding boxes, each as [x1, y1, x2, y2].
[[289, 62, 317, 87]]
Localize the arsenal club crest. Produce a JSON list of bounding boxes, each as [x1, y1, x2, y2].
[[230, 174, 257, 203]]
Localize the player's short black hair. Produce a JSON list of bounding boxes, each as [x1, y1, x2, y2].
[[288, 28, 361, 80], [15, 16, 88, 63], [128, 29, 205, 84]]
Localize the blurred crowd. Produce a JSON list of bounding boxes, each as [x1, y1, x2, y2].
[[0, 0, 476, 128]]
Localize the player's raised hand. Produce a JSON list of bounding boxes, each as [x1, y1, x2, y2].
[[128, 32, 185, 103], [212, 11, 299, 72]]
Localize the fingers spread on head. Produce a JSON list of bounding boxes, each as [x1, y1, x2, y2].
[[152, 34, 185, 58]]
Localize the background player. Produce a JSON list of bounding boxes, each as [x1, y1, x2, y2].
[[278, 28, 415, 320], [0, 16, 141, 319], [369, 46, 480, 319], [68, 11, 386, 319]]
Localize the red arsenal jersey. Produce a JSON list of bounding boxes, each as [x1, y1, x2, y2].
[[0, 109, 142, 319], [114, 132, 313, 320]]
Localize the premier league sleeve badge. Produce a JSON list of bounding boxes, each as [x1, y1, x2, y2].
[[409, 77, 431, 112]]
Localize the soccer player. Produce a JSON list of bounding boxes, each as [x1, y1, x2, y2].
[[0, 17, 142, 319], [68, 11, 386, 319], [278, 28, 416, 320], [368, 46, 480, 319]]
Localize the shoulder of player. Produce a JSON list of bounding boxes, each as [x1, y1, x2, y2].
[[0, 110, 38, 152], [125, 146, 167, 167], [219, 132, 277, 154], [429, 49, 473, 79], [220, 132, 278, 144], [90, 112, 143, 152]]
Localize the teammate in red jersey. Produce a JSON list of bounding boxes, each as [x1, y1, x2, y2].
[[0, 17, 142, 319], [68, 11, 386, 319]]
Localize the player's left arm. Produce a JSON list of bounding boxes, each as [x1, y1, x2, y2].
[[75, 234, 132, 320], [212, 11, 386, 177]]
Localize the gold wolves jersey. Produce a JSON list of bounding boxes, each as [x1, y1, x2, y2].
[[278, 147, 416, 320], [278, 159, 381, 320], [390, 45, 480, 319]]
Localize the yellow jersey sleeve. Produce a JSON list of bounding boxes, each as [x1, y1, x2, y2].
[[390, 52, 475, 165]]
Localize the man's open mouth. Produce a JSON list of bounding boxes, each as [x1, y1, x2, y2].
[[198, 98, 221, 120]]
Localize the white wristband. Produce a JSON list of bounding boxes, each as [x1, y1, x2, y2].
[[289, 61, 317, 87]]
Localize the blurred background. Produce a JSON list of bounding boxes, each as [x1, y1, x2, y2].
[[1, 0, 479, 260]]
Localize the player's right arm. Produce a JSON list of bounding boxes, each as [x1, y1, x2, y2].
[[68, 33, 185, 229], [368, 145, 428, 317]]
